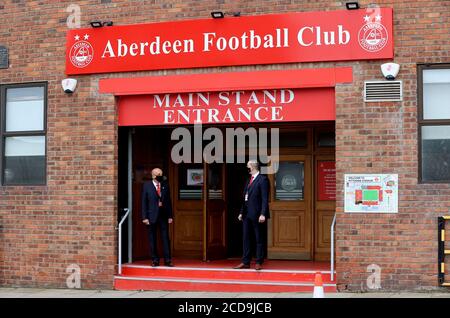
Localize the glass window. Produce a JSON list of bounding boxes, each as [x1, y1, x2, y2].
[[1, 83, 47, 185], [421, 126, 450, 182], [4, 136, 46, 185], [318, 131, 336, 147], [419, 65, 450, 182], [207, 163, 223, 199], [178, 163, 203, 200], [279, 131, 307, 148], [423, 69, 450, 120], [6, 86, 45, 132], [275, 161, 304, 200]]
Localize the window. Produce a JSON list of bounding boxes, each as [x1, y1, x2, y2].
[[418, 64, 450, 182], [178, 163, 203, 200], [317, 131, 336, 147], [279, 130, 307, 148], [1, 83, 47, 185], [275, 161, 304, 200]]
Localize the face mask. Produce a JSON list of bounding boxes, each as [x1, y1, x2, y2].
[[155, 175, 164, 182]]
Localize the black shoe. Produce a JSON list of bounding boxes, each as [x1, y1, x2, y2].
[[151, 261, 159, 267], [233, 263, 250, 269], [164, 261, 174, 267]]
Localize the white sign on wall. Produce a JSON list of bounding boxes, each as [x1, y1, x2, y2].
[[344, 174, 398, 213]]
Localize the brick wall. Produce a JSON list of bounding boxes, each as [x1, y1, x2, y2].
[[335, 0, 450, 291], [0, 0, 449, 290]]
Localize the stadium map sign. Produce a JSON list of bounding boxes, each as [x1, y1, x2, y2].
[[344, 174, 398, 213]]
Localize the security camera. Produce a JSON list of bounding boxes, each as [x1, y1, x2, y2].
[[62, 78, 77, 94], [381, 63, 400, 80]]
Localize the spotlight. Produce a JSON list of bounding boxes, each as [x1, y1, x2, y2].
[[345, 2, 360, 10], [211, 11, 225, 19], [89, 21, 114, 28], [90, 21, 103, 28], [211, 11, 241, 18]]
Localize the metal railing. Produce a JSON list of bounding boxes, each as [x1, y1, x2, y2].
[[117, 208, 131, 275], [330, 213, 337, 281]]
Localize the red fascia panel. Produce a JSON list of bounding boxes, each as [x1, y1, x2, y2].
[[99, 67, 352, 95]]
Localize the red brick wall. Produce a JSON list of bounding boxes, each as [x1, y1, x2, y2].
[[335, 0, 450, 291], [0, 0, 449, 290]]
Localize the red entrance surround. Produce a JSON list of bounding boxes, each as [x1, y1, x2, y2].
[[99, 67, 352, 126], [102, 68, 350, 291], [99, 67, 352, 95]]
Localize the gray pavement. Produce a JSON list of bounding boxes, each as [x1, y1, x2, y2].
[[0, 288, 449, 298]]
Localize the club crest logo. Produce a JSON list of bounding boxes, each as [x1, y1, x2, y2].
[[69, 34, 94, 68], [358, 14, 388, 52], [281, 174, 297, 192]]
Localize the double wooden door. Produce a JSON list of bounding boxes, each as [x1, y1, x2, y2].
[[170, 161, 228, 260]]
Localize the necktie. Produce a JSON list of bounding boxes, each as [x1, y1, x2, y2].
[[156, 183, 162, 207], [156, 183, 161, 196], [249, 176, 254, 186]]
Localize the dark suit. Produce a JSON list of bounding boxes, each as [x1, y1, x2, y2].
[[141, 180, 173, 263], [240, 173, 270, 265]]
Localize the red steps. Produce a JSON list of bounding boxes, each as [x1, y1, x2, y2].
[[114, 264, 337, 293]]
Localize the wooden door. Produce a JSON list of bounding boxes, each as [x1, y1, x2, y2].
[[203, 162, 227, 261], [172, 162, 203, 258], [314, 156, 336, 261], [268, 155, 312, 260]]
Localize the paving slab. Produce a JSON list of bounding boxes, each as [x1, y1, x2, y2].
[[2, 288, 47, 294], [430, 293, 450, 298], [346, 293, 393, 298], [390, 292, 433, 298], [274, 292, 313, 298], [31, 289, 101, 298], [0, 288, 449, 298], [323, 293, 356, 298], [162, 291, 211, 298], [234, 293, 279, 298], [125, 291, 171, 298], [87, 290, 139, 298], [198, 292, 238, 298]]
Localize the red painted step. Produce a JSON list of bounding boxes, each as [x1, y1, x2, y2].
[[114, 276, 337, 293], [114, 264, 337, 293], [121, 265, 335, 283]]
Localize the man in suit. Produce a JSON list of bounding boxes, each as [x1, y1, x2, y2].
[[142, 168, 174, 267], [234, 160, 270, 270]]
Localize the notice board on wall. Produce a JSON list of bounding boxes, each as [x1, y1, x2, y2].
[[344, 174, 398, 213], [318, 161, 336, 201]]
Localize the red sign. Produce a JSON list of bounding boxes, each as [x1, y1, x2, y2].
[[66, 9, 393, 75], [318, 161, 336, 201], [118, 88, 334, 126]]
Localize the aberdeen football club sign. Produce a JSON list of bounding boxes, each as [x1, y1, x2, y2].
[[66, 8, 393, 75]]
